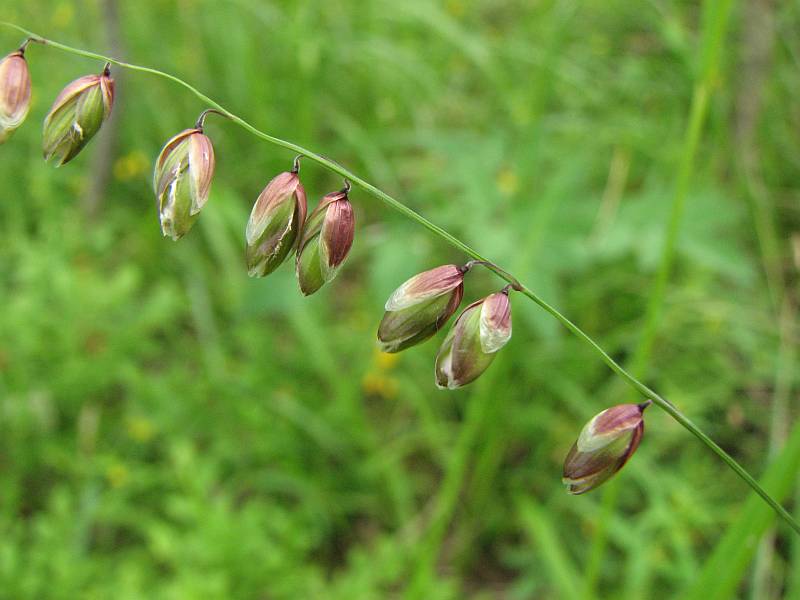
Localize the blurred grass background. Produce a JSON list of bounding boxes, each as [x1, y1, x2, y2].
[[1, 0, 799, 598]]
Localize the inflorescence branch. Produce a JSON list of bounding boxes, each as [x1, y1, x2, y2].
[[1, 21, 797, 535]]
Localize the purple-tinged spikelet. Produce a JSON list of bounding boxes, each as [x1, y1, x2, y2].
[[0, 49, 31, 143], [377, 264, 465, 353], [562, 403, 646, 494], [246, 169, 307, 277], [296, 186, 355, 295], [435, 290, 512, 388], [43, 65, 114, 165], [153, 128, 215, 240]]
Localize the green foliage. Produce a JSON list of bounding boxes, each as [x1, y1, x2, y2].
[[1, 0, 799, 598]]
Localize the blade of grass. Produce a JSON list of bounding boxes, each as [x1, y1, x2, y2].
[[517, 498, 582, 599], [403, 369, 501, 598], [751, 301, 796, 600], [790, 477, 800, 600], [734, 1, 793, 595], [684, 420, 800, 600], [288, 304, 414, 527]]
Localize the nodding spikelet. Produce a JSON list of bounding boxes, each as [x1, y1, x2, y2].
[[377, 264, 465, 353], [562, 403, 647, 494], [296, 183, 355, 295], [153, 127, 216, 240], [0, 48, 32, 144], [434, 290, 511, 389], [43, 64, 115, 166], [245, 160, 307, 278]]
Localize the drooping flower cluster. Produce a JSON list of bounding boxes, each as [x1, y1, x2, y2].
[[153, 127, 355, 292], [376, 261, 647, 492], [240, 163, 355, 292], [0, 39, 647, 495], [377, 263, 513, 388]]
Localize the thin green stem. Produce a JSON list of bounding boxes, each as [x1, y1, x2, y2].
[[587, 0, 736, 589], [3, 21, 798, 535]]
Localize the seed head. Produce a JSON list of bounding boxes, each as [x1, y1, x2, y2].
[[435, 290, 512, 389], [0, 50, 31, 144], [296, 186, 355, 295], [562, 403, 646, 494], [42, 64, 114, 166], [245, 169, 307, 277], [153, 128, 215, 240], [377, 264, 465, 353]]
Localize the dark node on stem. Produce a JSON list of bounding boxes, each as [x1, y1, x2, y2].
[[17, 37, 43, 54], [194, 108, 226, 132], [460, 259, 524, 292], [342, 178, 352, 194], [637, 400, 653, 412], [102, 62, 111, 77], [292, 154, 302, 174], [459, 260, 476, 274]]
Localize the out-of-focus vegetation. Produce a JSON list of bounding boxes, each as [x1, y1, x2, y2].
[[1, 0, 799, 598]]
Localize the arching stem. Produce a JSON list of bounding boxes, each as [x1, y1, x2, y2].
[[1, 21, 797, 535], [17, 36, 43, 54], [194, 107, 227, 131], [462, 259, 524, 291]]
